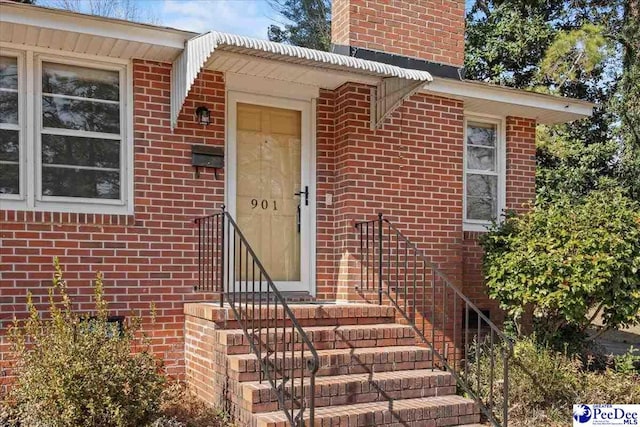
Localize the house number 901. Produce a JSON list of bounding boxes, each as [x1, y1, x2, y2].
[[251, 199, 278, 210]]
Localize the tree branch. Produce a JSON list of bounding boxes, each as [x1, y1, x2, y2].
[[586, 325, 610, 342], [584, 301, 605, 329]]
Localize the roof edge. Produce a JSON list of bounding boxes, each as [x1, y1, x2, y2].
[[171, 31, 435, 129], [211, 31, 433, 82], [0, 0, 195, 49], [425, 77, 595, 121]]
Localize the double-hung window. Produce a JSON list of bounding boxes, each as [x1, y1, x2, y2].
[[40, 62, 122, 201], [464, 117, 505, 230], [0, 52, 129, 213]]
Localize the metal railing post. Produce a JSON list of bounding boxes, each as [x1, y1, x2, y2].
[[219, 205, 226, 307], [377, 212, 383, 306], [503, 346, 509, 427]]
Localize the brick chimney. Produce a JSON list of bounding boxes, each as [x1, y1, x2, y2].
[[331, 0, 466, 69]]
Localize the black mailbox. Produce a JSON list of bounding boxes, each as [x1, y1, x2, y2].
[[192, 145, 224, 178]]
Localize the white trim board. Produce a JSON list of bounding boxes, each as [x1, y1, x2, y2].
[[425, 78, 594, 125], [225, 73, 320, 100]]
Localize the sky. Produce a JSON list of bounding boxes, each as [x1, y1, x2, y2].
[[150, 0, 278, 38], [38, 0, 281, 39]]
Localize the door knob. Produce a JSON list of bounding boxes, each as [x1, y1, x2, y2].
[[294, 186, 309, 206]]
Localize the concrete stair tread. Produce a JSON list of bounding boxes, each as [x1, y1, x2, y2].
[[243, 368, 449, 391], [254, 395, 479, 427]]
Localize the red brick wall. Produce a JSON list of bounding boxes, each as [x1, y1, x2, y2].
[[462, 116, 537, 315], [331, 0, 466, 67], [0, 60, 225, 388], [328, 82, 465, 300], [315, 90, 339, 300], [506, 117, 537, 212]]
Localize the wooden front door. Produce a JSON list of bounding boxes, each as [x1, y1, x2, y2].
[[234, 102, 307, 290]]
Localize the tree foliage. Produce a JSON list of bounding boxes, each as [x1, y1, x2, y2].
[[467, 0, 639, 194], [465, 2, 557, 88], [480, 190, 640, 342], [470, 2, 640, 343], [267, 0, 331, 51], [538, 24, 609, 92], [535, 125, 640, 203], [618, 0, 640, 150]]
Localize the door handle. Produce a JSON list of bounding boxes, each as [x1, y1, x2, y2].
[[296, 204, 301, 233], [294, 186, 309, 206]]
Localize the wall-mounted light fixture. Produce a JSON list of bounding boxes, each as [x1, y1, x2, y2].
[[195, 106, 211, 125]]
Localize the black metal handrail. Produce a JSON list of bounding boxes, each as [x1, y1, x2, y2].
[[355, 213, 513, 427], [195, 209, 319, 427]]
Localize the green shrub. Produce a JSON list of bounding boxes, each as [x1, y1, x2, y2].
[[5, 259, 165, 427], [480, 189, 640, 345], [467, 337, 640, 426], [612, 347, 640, 375]]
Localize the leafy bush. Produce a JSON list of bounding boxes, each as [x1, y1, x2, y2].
[[612, 346, 640, 375], [480, 189, 640, 344], [468, 337, 640, 426], [5, 259, 165, 427]]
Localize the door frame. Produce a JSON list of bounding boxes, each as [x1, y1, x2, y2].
[[225, 89, 317, 296]]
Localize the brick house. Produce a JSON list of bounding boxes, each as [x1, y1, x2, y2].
[[0, 1, 592, 426]]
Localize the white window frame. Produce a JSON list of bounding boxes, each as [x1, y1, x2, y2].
[[0, 49, 26, 201], [463, 114, 506, 232], [0, 46, 133, 215]]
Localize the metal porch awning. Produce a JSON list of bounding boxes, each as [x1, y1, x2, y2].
[[170, 31, 433, 130]]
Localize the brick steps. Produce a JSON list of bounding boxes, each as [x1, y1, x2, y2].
[[185, 302, 481, 426], [253, 395, 480, 427], [242, 368, 456, 413], [227, 345, 434, 382], [218, 323, 417, 354]]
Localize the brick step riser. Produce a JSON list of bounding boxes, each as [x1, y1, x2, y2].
[[225, 336, 418, 355], [242, 374, 456, 413], [256, 402, 481, 427], [249, 385, 457, 413], [214, 316, 396, 330], [230, 350, 434, 382], [232, 359, 436, 382], [220, 326, 417, 355]]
